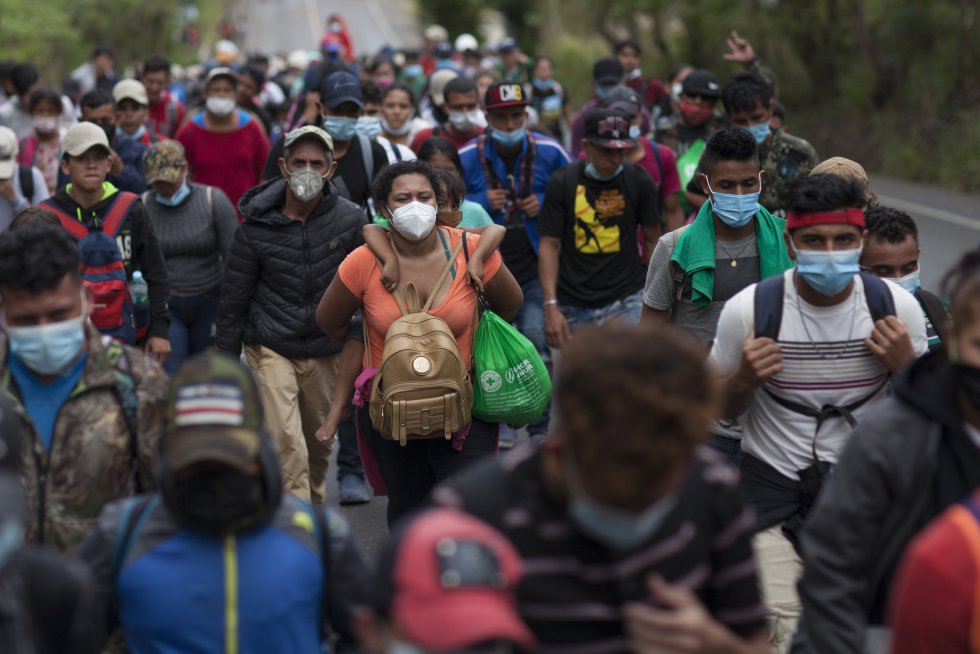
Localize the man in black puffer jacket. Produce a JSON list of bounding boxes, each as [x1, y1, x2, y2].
[[215, 125, 365, 505]]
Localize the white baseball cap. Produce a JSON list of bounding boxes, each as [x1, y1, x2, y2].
[[112, 78, 149, 106], [0, 127, 18, 180], [63, 122, 111, 157]]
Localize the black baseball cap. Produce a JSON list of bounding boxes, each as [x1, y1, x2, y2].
[[585, 108, 634, 149], [604, 85, 641, 116], [320, 71, 364, 108], [593, 57, 624, 86], [681, 69, 721, 99]]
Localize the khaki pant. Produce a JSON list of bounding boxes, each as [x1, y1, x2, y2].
[[245, 345, 338, 504], [753, 524, 803, 654]]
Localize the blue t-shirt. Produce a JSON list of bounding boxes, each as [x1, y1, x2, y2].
[[9, 352, 88, 453]]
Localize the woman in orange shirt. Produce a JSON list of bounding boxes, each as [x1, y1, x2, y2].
[[317, 160, 523, 524]]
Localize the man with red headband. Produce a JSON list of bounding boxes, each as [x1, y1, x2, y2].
[[707, 173, 927, 653]]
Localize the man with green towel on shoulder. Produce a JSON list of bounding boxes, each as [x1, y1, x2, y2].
[[643, 127, 793, 464]]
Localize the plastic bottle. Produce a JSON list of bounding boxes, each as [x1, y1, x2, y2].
[[131, 270, 150, 334]]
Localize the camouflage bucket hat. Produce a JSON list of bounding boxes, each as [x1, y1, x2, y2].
[[164, 350, 264, 472], [143, 140, 187, 185]]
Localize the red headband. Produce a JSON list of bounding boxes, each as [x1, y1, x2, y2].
[[786, 208, 865, 230]]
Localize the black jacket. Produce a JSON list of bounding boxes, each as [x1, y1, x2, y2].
[[215, 178, 365, 358], [794, 349, 980, 653], [45, 184, 171, 340]]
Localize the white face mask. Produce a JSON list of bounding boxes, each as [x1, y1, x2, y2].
[[387, 201, 437, 241], [286, 166, 325, 202], [447, 109, 482, 133], [206, 96, 236, 117]]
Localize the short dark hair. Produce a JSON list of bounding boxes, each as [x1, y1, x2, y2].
[[9, 206, 60, 230], [142, 54, 171, 75], [371, 160, 441, 212], [699, 127, 760, 175], [79, 89, 113, 111], [382, 82, 416, 107], [0, 224, 80, 294], [28, 87, 61, 114], [865, 207, 918, 244], [614, 39, 641, 56], [442, 76, 477, 102], [92, 43, 114, 58], [10, 63, 39, 96], [787, 173, 867, 215], [417, 136, 464, 175], [360, 80, 383, 106], [241, 64, 265, 88], [722, 72, 771, 116]]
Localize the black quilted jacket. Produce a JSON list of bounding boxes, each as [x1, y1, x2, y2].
[[215, 178, 365, 358]]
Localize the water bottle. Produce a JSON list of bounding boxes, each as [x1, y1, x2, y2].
[[131, 270, 150, 338]]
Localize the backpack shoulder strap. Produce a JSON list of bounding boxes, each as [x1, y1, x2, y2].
[[859, 271, 896, 321], [109, 342, 142, 492], [41, 199, 90, 240], [563, 160, 586, 216], [915, 288, 948, 341], [206, 185, 213, 217], [358, 133, 373, 182], [103, 192, 139, 237], [754, 274, 787, 341], [18, 165, 33, 200], [650, 140, 664, 182], [667, 225, 691, 313], [110, 494, 158, 588], [421, 234, 465, 313]]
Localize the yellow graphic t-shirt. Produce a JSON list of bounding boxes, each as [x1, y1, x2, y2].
[[573, 184, 624, 254]]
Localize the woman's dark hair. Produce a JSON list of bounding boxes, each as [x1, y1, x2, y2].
[[10, 63, 39, 96], [942, 251, 980, 334], [432, 167, 464, 209], [371, 160, 441, 212], [0, 223, 80, 293], [699, 127, 759, 175], [361, 80, 383, 106], [381, 82, 416, 107], [28, 87, 62, 114], [787, 173, 867, 215], [417, 136, 463, 175]]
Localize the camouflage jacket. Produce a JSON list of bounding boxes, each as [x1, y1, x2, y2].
[[759, 129, 819, 214], [0, 326, 168, 552]]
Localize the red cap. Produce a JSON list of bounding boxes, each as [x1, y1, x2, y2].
[[785, 208, 865, 230], [387, 508, 535, 652]]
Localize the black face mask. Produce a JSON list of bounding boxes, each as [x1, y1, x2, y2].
[[169, 467, 265, 535], [99, 123, 116, 144], [956, 363, 980, 413]]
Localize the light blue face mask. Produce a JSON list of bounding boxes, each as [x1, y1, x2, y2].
[[564, 453, 677, 551], [706, 177, 760, 228], [792, 242, 862, 296], [595, 84, 616, 101], [402, 64, 424, 78], [356, 116, 382, 140], [155, 181, 190, 207], [5, 305, 87, 376], [887, 269, 921, 295], [744, 121, 770, 144], [628, 124, 642, 139], [490, 127, 525, 148], [117, 124, 147, 142], [532, 77, 555, 90], [323, 116, 358, 142], [585, 163, 623, 182]]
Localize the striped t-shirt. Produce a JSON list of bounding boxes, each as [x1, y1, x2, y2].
[[432, 446, 767, 654], [709, 270, 928, 480]]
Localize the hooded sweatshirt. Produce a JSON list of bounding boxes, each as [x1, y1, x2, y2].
[[43, 182, 171, 340]]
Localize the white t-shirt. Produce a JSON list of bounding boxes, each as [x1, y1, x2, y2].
[[709, 270, 928, 479], [376, 136, 416, 165]]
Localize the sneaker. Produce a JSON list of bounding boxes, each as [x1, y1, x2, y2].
[[339, 475, 371, 505]]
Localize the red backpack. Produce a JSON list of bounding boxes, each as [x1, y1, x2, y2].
[[41, 193, 139, 345]]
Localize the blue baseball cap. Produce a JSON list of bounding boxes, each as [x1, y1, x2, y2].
[[320, 71, 363, 109]]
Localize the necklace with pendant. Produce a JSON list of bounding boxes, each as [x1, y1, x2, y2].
[[716, 239, 740, 268]]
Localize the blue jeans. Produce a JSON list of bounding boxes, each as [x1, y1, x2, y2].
[[560, 290, 644, 331], [511, 277, 550, 437], [166, 291, 220, 375]]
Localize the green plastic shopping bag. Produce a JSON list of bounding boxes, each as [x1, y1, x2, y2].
[[472, 310, 552, 424]]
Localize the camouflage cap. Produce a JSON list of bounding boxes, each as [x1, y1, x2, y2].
[[164, 350, 263, 472], [143, 140, 187, 185], [283, 125, 334, 154]]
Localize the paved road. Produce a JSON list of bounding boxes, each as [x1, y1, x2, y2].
[[236, 0, 419, 57]]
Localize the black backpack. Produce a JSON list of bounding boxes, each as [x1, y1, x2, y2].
[[18, 165, 33, 200]]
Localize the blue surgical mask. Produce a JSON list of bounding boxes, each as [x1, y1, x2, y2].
[[595, 84, 616, 101], [744, 121, 770, 144], [6, 309, 87, 376], [887, 269, 921, 295], [356, 116, 382, 140], [155, 181, 190, 207], [490, 127, 525, 148], [564, 453, 677, 551], [586, 162, 623, 181], [0, 521, 23, 568], [402, 64, 423, 78], [117, 124, 147, 142], [706, 178, 760, 228], [323, 116, 358, 142], [532, 77, 555, 90], [628, 124, 642, 139], [792, 242, 862, 296]]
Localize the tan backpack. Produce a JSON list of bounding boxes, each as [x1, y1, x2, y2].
[[367, 237, 475, 446]]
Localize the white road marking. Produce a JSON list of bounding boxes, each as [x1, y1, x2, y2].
[[877, 194, 980, 232]]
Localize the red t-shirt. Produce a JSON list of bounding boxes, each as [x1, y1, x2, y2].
[[410, 126, 479, 154], [625, 75, 668, 109], [176, 110, 270, 221], [147, 92, 186, 139], [637, 137, 681, 201]]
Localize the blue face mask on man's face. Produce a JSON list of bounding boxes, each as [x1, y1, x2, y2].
[[490, 127, 525, 148], [705, 176, 761, 229], [744, 121, 770, 144], [792, 241, 863, 296], [323, 116, 358, 142]]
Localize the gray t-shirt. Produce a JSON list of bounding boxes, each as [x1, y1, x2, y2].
[[644, 230, 759, 345]]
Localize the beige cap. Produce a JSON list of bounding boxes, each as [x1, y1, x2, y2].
[[810, 156, 878, 206], [0, 127, 18, 179], [113, 78, 149, 106], [283, 125, 334, 154], [428, 69, 458, 107], [63, 122, 111, 157]]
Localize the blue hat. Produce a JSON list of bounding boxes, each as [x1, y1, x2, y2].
[[320, 71, 363, 109]]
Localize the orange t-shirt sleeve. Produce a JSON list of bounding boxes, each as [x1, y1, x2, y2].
[[338, 245, 377, 297]]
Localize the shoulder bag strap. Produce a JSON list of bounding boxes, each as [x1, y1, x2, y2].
[[421, 234, 465, 313]]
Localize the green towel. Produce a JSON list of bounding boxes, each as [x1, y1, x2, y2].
[[670, 201, 795, 304]]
